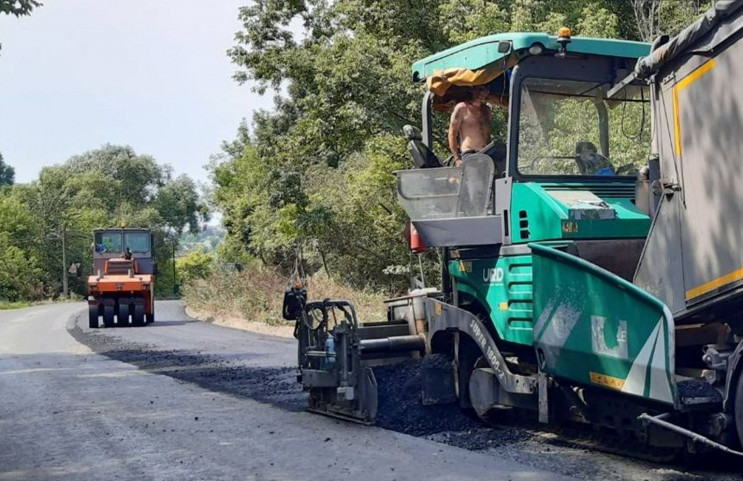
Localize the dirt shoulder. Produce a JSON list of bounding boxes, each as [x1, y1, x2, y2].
[[185, 306, 295, 338]]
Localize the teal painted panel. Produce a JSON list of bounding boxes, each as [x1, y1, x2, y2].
[[530, 243, 677, 406], [510, 182, 651, 243], [450, 255, 534, 346], [413, 33, 650, 80]]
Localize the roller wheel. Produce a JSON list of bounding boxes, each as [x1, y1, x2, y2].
[[735, 371, 743, 448], [88, 305, 99, 329], [468, 356, 512, 425], [103, 305, 115, 328], [132, 303, 145, 327], [118, 303, 130, 327]]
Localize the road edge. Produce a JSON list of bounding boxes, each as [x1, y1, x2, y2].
[[184, 305, 294, 339]]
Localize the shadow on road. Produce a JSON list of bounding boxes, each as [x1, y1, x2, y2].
[[96, 347, 304, 411]]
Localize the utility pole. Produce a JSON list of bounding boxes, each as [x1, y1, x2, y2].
[[62, 224, 68, 298], [172, 237, 178, 295]]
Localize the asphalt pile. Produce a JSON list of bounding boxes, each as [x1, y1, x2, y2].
[[373, 360, 480, 436]]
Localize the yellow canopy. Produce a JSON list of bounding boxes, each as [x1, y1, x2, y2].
[[427, 66, 502, 96], [426, 58, 516, 112]]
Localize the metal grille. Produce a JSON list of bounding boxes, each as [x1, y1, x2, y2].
[[543, 183, 635, 199]]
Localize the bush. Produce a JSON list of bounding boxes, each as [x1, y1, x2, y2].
[[155, 259, 178, 298], [182, 265, 388, 326], [0, 235, 42, 302], [176, 248, 213, 282]]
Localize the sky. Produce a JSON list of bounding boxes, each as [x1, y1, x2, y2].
[[0, 0, 274, 184]]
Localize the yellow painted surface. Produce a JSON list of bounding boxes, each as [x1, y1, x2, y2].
[[589, 371, 625, 390], [686, 267, 743, 301], [672, 59, 716, 156]]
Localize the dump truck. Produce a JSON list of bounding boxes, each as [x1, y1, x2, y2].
[[88, 228, 156, 328], [284, 0, 743, 458]]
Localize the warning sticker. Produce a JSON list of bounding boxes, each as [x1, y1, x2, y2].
[[589, 371, 626, 390]]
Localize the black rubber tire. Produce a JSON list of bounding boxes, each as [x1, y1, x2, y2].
[[88, 305, 99, 329], [146, 311, 155, 324], [132, 303, 145, 327], [118, 303, 130, 327], [735, 371, 743, 449], [103, 304, 115, 328]]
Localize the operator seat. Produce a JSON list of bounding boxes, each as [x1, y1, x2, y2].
[[403, 125, 442, 169]]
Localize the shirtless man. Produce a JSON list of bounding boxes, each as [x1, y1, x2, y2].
[[448, 86, 492, 166]]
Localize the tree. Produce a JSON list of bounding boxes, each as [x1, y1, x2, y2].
[[63, 144, 167, 208], [0, 0, 41, 17], [0, 233, 42, 301], [0, 152, 15, 186], [1, 0, 42, 53], [630, 0, 712, 42], [0, 191, 34, 243], [156, 174, 208, 235], [0, 144, 208, 300], [216, 0, 712, 293]]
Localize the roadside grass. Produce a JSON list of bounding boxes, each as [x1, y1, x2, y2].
[[0, 293, 86, 311], [0, 300, 31, 310], [182, 267, 388, 326]]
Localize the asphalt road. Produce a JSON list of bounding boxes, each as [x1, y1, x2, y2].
[[0, 302, 740, 481], [0, 301, 577, 481]]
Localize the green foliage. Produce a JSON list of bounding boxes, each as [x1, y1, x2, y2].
[[214, 235, 256, 269], [0, 0, 40, 17], [156, 175, 206, 235], [214, 0, 709, 296], [155, 258, 177, 298], [0, 233, 42, 302], [0, 300, 31, 310], [0, 144, 208, 300], [438, 0, 508, 44], [1, 1, 42, 54], [0, 152, 14, 186], [181, 226, 225, 254], [631, 0, 713, 42], [215, 0, 630, 292], [63, 144, 166, 213], [301, 135, 412, 289], [0, 190, 34, 242], [176, 248, 214, 283]]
